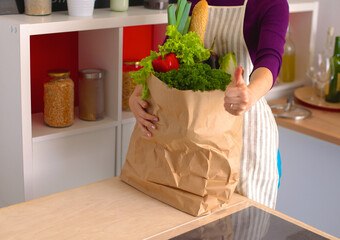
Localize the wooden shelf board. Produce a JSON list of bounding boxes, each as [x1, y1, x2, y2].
[[0, 7, 168, 35], [32, 109, 118, 143]]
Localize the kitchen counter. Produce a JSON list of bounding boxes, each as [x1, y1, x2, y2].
[[0, 177, 337, 240], [269, 97, 340, 145]]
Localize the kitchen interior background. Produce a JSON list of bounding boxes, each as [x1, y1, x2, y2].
[[26, 1, 340, 238], [1, 0, 339, 237]]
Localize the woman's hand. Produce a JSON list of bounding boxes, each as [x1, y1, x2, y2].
[[224, 66, 256, 115], [129, 85, 158, 137], [224, 66, 273, 115]]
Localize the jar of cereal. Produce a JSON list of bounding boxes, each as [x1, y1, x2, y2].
[[79, 68, 105, 121], [122, 62, 142, 111], [44, 70, 74, 128], [24, 0, 52, 16]]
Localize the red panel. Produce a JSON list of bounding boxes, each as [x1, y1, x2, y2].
[[123, 25, 153, 62], [152, 24, 167, 51], [30, 32, 79, 114]]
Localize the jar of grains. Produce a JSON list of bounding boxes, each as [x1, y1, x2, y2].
[[79, 68, 105, 121], [44, 70, 74, 128], [122, 62, 142, 111], [24, 0, 52, 16]]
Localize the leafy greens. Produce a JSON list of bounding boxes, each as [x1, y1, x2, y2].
[[130, 25, 230, 99], [154, 63, 230, 92]]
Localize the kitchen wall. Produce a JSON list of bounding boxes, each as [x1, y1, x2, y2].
[[314, 0, 340, 54]]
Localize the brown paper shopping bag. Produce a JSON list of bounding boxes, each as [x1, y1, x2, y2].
[[120, 74, 243, 216]]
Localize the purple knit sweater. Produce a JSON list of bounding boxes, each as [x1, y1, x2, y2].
[[189, 0, 289, 85]]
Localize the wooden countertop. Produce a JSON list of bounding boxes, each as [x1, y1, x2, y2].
[[0, 177, 337, 240], [269, 97, 340, 145]]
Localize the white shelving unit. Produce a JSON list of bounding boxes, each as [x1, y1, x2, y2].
[[0, 1, 318, 207], [0, 7, 168, 206]]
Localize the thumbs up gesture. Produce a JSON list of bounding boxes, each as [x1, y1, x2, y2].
[[224, 66, 253, 116]]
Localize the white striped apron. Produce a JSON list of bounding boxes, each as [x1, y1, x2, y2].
[[204, 0, 279, 208]]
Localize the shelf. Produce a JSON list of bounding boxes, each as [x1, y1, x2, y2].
[[288, 0, 319, 13], [32, 109, 118, 143], [1, 7, 167, 35]]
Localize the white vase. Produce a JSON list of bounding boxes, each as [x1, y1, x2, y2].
[[67, 0, 96, 17]]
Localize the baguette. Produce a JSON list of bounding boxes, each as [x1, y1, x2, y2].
[[189, 0, 209, 44]]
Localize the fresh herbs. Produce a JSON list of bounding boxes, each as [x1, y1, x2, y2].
[[154, 63, 231, 92]]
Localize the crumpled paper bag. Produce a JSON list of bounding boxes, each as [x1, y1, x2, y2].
[[120, 74, 243, 216]]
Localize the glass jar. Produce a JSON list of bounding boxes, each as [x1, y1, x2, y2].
[[122, 62, 142, 111], [44, 70, 74, 128], [79, 69, 105, 121], [24, 0, 52, 16], [110, 0, 129, 12]]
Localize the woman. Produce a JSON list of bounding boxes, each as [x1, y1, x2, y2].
[[129, 0, 289, 209]]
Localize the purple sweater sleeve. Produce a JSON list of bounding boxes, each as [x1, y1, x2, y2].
[[189, 0, 289, 86], [246, 0, 289, 86]]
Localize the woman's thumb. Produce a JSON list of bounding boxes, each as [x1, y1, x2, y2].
[[234, 66, 244, 86]]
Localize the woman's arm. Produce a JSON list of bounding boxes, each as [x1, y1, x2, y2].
[[224, 0, 289, 115], [248, 0, 289, 87]]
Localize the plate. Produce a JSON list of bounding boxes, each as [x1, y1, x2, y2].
[[294, 86, 340, 112]]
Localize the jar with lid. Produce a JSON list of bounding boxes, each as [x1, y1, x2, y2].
[[122, 62, 142, 111], [24, 0, 52, 16], [79, 69, 105, 121], [44, 70, 74, 128]]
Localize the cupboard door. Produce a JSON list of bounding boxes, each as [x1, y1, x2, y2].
[[32, 127, 116, 199]]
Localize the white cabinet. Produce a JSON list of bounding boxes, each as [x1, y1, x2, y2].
[[0, 1, 318, 207], [32, 127, 116, 198], [120, 115, 136, 175]]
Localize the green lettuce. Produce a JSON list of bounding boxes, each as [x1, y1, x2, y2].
[[159, 25, 210, 65], [129, 51, 158, 99], [219, 52, 238, 76]]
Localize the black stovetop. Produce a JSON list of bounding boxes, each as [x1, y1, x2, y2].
[[171, 206, 328, 240]]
